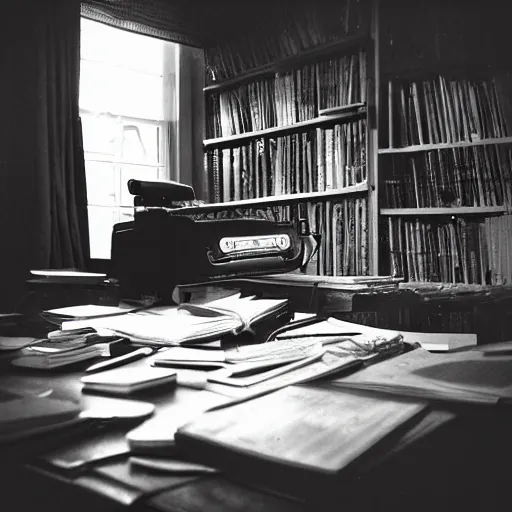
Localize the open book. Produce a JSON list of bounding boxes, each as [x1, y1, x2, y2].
[[60, 294, 288, 346]]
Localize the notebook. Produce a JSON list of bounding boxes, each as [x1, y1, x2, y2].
[[175, 385, 427, 500], [81, 365, 177, 395]]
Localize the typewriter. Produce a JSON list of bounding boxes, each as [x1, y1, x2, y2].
[[111, 180, 310, 302]]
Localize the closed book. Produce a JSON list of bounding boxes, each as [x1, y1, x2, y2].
[[175, 385, 427, 501], [81, 365, 177, 395], [11, 344, 103, 369]]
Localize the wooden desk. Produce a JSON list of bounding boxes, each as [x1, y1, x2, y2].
[[1, 353, 512, 512], [2, 287, 512, 512], [0, 356, 306, 512]]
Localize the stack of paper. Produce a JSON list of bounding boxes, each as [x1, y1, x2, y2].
[[276, 317, 404, 360], [60, 294, 289, 346], [11, 339, 104, 369], [276, 317, 476, 353]]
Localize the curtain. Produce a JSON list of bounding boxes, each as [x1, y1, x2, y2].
[[81, 0, 205, 47], [0, 0, 89, 310]]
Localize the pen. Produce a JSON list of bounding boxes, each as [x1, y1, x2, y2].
[[84, 347, 155, 373]]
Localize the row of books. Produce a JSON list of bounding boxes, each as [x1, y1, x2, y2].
[[205, 51, 366, 139], [387, 215, 512, 285], [304, 197, 369, 277], [204, 0, 370, 83], [386, 75, 511, 148], [382, 146, 512, 208], [205, 120, 367, 202], [258, 197, 368, 278]]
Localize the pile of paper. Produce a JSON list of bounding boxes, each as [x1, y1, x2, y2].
[[11, 338, 104, 369]]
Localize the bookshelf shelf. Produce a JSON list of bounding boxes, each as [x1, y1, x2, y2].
[[203, 33, 369, 93], [380, 206, 507, 216], [164, 183, 369, 214], [379, 137, 512, 155], [203, 107, 367, 149]]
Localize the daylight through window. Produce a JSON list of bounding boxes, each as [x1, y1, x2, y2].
[[79, 19, 178, 259]]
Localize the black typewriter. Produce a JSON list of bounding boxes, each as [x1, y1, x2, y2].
[[110, 179, 311, 302]]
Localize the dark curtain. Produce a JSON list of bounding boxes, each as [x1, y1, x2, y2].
[[81, 0, 205, 46], [0, 0, 89, 311]]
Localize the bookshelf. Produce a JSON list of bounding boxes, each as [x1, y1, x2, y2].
[[377, 0, 512, 287], [202, 0, 376, 277], [199, 0, 511, 288]]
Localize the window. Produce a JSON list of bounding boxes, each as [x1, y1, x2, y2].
[[79, 19, 179, 259]]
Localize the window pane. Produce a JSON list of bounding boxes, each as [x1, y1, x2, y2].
[[80, 60, 164, 120], [119, 165, 161, 206], [80, 19, 164, 76], [88, 206, 118, 259], [121, 122, 161, 164], [82, 115, 119, 157], [80, 18, 176, 259], [85, 161, 118, 206]]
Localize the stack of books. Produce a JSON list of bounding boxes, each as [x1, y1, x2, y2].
[[10, 331, 105, 370], [11, 340, 104, 369]]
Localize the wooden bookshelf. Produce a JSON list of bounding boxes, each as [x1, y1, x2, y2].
[[379, 137, 512, 155], [203, 34, 369, 93], [380, 206, 507, 216], [203, 107, 367, 149], [377, 0, 512, 287]]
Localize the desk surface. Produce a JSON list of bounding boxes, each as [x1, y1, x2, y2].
[[1, 353, 512, 512], [3, 288, 512, 512]]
